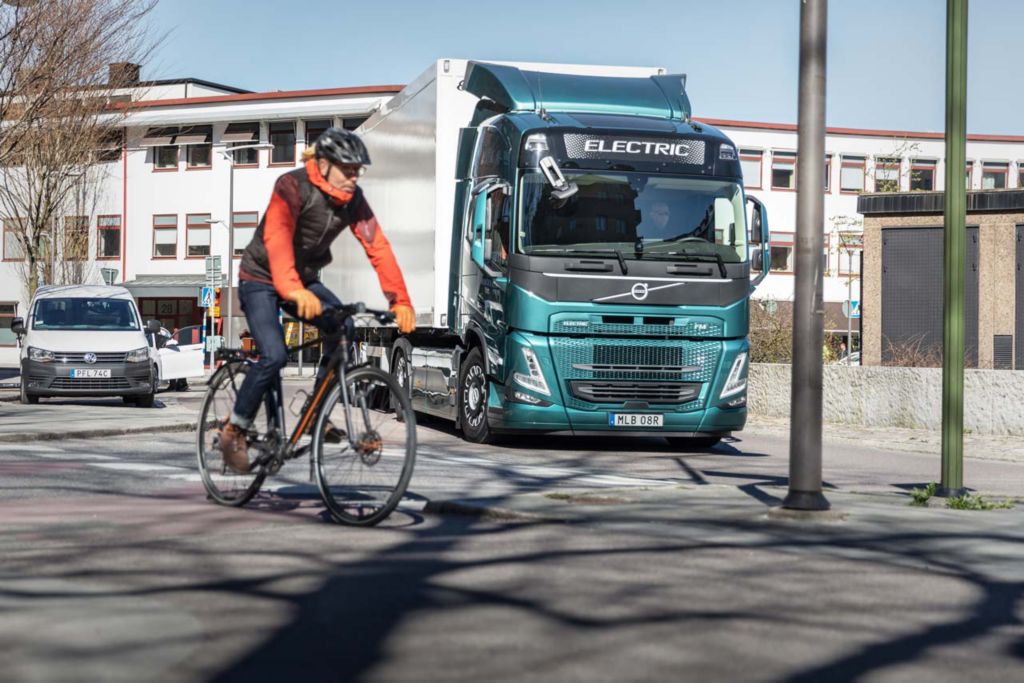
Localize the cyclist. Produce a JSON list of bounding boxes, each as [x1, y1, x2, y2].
[[219, 128, 415, 473]]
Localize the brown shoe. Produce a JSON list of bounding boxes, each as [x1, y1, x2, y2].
[[219, 423, 250, 474]]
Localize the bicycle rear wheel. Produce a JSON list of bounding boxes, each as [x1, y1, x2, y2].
[[313, 366, 416, 526], [196, 362, 268, 506]]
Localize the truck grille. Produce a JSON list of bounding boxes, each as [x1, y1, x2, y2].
[[52, 352, 128, 363], [49, 377, 131, 390], [569, 381, 702, 405], [551, 315, 724, 338], [550, 338, 721, 411]]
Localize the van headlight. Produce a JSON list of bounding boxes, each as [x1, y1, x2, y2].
[[28, 347, 54, 363], [512, 347, 551, 396], [719, 352, 748, 399], [125, 347, 149, 363]]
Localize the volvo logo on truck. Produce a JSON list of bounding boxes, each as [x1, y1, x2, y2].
[[631, 283, 649, 301], [564, 134, 706, 164]]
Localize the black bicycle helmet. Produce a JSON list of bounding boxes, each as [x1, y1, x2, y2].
[[314, 127, 371, 166]]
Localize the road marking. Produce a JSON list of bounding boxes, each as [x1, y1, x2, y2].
[[32, 452, 118, 461], [93, 463, 189, 472]]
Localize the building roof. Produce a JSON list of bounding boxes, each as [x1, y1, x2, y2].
[[121, 84, 404, 111], [139, 78, 252, 95]]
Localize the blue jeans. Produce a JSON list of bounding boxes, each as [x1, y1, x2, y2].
[[231, 279, 354, 427]]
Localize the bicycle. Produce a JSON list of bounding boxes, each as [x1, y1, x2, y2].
[[195, 303, 416, 526]]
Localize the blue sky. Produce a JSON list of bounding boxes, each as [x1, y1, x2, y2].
[[148, 0, 1023, 135]]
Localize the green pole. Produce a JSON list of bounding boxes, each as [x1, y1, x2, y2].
[[940, 0, 968, 497]]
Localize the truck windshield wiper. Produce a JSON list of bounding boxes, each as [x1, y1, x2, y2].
[[531, 248, 629, 275], [662, 250, 727, 278]]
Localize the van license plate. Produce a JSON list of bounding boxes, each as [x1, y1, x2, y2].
[[609, 413, 663, 428], [71, 369, 111, 378]]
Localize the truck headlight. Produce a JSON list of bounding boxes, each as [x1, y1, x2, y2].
[[512, 347, 551, 396], [28, 347, 55, 363], [719, 352, 747, 399], [125, 347, 149, 363]]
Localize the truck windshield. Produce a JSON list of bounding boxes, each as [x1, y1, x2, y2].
[[32, 298, 140, 331], [518, 171, 747, 263]]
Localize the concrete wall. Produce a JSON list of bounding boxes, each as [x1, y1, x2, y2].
[[749, 363, 1024, 435]]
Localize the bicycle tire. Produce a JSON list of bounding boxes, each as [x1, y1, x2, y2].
[[196, 362, 268, 507], [313, 365, 416, 526]]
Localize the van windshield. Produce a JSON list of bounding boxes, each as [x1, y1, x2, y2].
[[32, 298, 140, 331]]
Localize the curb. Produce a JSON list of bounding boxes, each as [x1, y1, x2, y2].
[[423, 498, 559, 523], [0, 421, 194, 443]]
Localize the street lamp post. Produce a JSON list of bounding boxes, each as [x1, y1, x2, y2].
[[214, 142, 272, 347]]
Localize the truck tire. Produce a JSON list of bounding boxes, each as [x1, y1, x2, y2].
[[459, 347, 494, 444], [20, 381, 38, 405], [665, 436, 721, 450], [390, 346, 410, 422]]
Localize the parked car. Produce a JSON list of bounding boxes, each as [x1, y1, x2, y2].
[[12, 285, 162, 406]]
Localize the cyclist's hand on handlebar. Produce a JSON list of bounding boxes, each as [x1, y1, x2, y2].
[[391, 304, 416, 334], [287, 288, 322, 320]]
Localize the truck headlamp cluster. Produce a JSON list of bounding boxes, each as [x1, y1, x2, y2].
[[512, 347, 551, 396], [719, 351, 748, 399]]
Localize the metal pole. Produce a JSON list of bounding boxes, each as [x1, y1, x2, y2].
[[847, 252, 853, 363], [225, 159, 235, 348], [784, 0, 830, 511], [939, 0, 968, 497]]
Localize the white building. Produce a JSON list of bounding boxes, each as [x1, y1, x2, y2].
[[4, 63, 1024, 365]]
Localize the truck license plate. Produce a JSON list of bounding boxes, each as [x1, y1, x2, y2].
[[71, 369, 111, 378], [609, 413, 663, 428]]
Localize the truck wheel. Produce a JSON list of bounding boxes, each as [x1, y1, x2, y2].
[[665, 436, 721, 450], [390, 347, 410, 422], [459, 347, 494, 444], [20, 381, 38, 405]]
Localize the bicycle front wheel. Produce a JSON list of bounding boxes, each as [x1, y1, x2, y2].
[[196, 362, 268, 506], [313, 366, 416, 526]]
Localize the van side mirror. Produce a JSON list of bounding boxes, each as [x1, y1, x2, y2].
[[145, 319, 161, 335], [11, 317, 24, 336]]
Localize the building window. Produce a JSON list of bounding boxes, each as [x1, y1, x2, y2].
[[840, 155, 866, 193], [824, 154, 833, 192], [142, 127, 179, 170], [95, 130, 123, 163], [269, 121, 296, 165], [771, 151, 797, 190], [97, 215, 121, 259], [0, 302, 16, 346], [3, 219, 25, 261], [739, 149, 762, 189], [874, 157, 900, 192], [152, 215, 177, 258], [1019, 162, 1024, 189], [154, 145, 178, 170], [965, 161, 974, 189], [181, 125, 213, 168], [304, 119, 331, 148], [63, 216, 89, 261], [342, 116, 368, 131], [186, 213, 211, 258], [232, 211, 258, 256], [910, 159, 937, 191], [224, 122, 260, 166], [981, 162, 1008, 189], [769, 233, 795, 272]]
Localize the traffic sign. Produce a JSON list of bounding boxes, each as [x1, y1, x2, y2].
[[200, 286, 216, 308], [205, 255, 222, 286], [842, 299, 861, 319], [100, 267, 118, 285]]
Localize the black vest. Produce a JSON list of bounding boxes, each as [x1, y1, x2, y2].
[[239, 167, 364, 287]]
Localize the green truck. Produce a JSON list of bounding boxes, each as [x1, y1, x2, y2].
[[327, 59, 770, 446]]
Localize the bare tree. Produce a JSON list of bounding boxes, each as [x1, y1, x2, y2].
[[0, 0, 156, 298]]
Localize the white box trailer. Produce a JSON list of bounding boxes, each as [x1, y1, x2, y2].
[[321, 59, 665, 329]]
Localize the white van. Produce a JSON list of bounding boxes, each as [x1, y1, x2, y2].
[[12, 285, 203, 407]]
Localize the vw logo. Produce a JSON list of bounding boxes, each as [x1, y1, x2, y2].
[[630, 282, 649, 301], [84, 352, 97, 364]]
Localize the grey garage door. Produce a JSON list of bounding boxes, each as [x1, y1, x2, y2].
[[1017, 225, 1023, 369], [881, 226, 978, 367]]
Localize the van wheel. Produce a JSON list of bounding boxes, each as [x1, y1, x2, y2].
[[459, 347, 494, 444], [122, 396, 136, 405], [20, 381, 38, 405], [135, 392, 155, 408]]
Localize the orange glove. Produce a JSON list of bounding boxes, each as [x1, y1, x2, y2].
[[286, 288, 322, 320], [392, 304, 416, 334]]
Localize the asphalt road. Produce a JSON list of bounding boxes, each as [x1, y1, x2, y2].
[[2, 405, 1024, 681]]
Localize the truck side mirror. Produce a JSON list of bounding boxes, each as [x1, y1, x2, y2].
[[751, 250, 763, 271], [470, 188, 489, 270], [10, 317, 24, 336], [746, 195, 771, 289]]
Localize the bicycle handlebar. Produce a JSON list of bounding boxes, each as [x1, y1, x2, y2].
[[330, 302, 394, 325]]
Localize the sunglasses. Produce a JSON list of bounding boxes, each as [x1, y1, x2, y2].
[[334, 163, 366, 178]]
